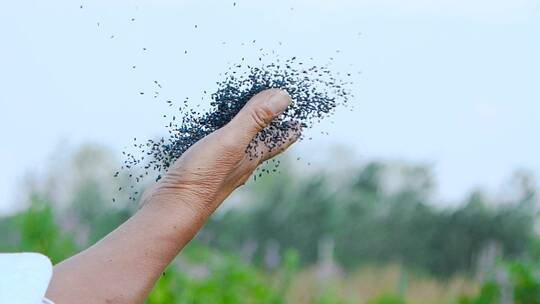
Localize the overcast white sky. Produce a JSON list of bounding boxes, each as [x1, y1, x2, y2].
[[1, 0, 539, 213]]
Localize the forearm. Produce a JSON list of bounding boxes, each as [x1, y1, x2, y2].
[[46, 200, 207, 304], [45, 89, 293, 303]]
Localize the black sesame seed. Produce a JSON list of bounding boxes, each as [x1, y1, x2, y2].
[[119, 55, 353, 191]]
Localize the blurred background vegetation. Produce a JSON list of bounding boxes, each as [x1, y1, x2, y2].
[[2, 144, 540, 304]]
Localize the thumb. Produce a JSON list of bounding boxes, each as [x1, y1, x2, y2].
[[226, 88, 292, 145]]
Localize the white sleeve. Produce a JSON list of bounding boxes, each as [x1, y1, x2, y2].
[[0, 253, 54, 304]]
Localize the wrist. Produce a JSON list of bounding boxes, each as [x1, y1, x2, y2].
[[139, 191, 215, 243]]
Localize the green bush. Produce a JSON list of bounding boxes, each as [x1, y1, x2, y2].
[[460, 261, 540, 304], [147, 246, 299, 304], [458, 282, 500, 304], [509, 262, 540, 304], [13, 196, 77, 263], [367, 294, 406, 304]]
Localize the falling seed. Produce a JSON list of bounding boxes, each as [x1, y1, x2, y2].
[[120, 55, 352, 185]]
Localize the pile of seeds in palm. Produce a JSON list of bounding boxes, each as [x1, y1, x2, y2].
[[119, 56, 353, 189]]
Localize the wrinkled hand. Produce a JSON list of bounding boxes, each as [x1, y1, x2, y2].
[[140, 89, 299, 216], [46, 89, 300, 304]]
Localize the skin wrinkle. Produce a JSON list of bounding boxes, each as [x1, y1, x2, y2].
[[148, 191, 214, 220], [250, 106, 275, 131], [161, 170, 227, 207], [155, 134, 255, 214]]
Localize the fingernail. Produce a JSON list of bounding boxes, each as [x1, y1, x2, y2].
[[267, 89, 291, 115]]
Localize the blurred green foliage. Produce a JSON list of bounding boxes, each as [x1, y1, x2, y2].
[[205, 161, 536, 277], [458, 282, 501, 304], [148, 261, 278, 304], [367, 295, 406, 304], [509, 262, 540, 304], [8, 195, 76, 264], [1, 145, 540, 303], [459, 262, 540, 304]]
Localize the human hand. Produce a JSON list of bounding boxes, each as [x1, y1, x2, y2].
[[46, 89, 300, 304], [140, 88, 300, 217]]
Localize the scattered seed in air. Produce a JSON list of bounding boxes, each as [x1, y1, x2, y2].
[[119, 55, 353, 192]]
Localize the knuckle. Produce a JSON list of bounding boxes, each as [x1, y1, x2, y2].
[[250, 106, 274, 130]]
